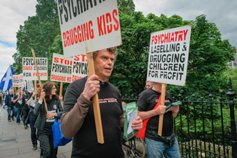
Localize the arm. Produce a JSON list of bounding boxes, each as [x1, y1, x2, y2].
[[138, 105, 166, 120], [34, 90, 45, 115], [13, 95, 19, 103], [61, 75, 99, 138]]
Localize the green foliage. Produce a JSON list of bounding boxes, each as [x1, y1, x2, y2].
[[13, 0, 60, 75], [13, 0, 236, 98]]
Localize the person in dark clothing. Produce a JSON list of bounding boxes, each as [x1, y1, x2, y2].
[[34, 82, 63, 158], [61, 48, 143, 158], [5, 88, 15, 121], [137, 82, 180, 158], [0, 92, 3, 107], [26, 84, 41, 150], [22, 90, 31, 129], [13, 89, 25, 124]]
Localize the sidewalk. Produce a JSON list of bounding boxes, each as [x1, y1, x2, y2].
[[0, 107, 72, 158]]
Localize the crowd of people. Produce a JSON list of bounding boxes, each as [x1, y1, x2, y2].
[[0, 47, 180, 158]]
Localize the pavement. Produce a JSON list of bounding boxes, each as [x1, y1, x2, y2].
[[0, 106, 72, 158]]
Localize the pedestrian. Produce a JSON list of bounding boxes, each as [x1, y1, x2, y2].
[[0, 92, 3, 107], [26, 84, 41, 150], [13, 89, 25, 124], [34, 82, 63, 158], [61, 48, 143, 158], [4, 88, 15, 121], [22, 90, 31, 128], [137, 82, 180, 158]]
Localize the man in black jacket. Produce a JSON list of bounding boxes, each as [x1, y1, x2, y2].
[[61, 48, 142, 158]]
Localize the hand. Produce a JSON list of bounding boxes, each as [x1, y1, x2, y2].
[[153, 105, 166, 115], [132, 116, 143, 130], [82, 75, 100, 100], [171, 106, 179, 113], [33, 90, 38, 97], [47, 111, 57, 119], [59, 96, 63, 102]]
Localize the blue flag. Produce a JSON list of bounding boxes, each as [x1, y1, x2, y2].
[[0, 66, 14, 92]]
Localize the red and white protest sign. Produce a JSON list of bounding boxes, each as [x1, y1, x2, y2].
[[22, 57, 48, 81], [51, 53, 73, 83], [57, 0, 122, 57], [147, 25, 191, 86], [13, 74, 25, 88], [72, 54, 87, 82]]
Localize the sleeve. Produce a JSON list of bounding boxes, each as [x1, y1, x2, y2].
[[34, 99, 44, 115], [61, 81, 92, 138], [137, 90, 148, 111]]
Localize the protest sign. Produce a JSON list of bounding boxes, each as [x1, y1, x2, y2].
[[51, 53, 72, 83], [12, 74, 25, 88], [72, 54, 87, 82], [22, 57, 48, 81], [147, 25, 191, 86], [57, 0, 122, 56]]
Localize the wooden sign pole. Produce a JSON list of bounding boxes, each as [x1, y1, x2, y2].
[[158, 83, 167, 136], [87, 52, 104, 144], [34, 80, 37, 100], [31, 48, 48, 112], [59, 82, 63, 97]]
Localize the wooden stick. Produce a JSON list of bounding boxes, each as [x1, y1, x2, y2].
[[158, 83, 167, 136], [59, 82, 63, 97], [31, 48, 48, 112], [34, 80, 37, 100], [87, 52, 104, 144]]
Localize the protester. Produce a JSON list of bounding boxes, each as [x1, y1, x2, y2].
[[26, 84, 41, 150], [137, 82, 180, 158], [0, 92, 3, 107], [21, 90, 31, 129], [34, 82, 63, 158], [13, 89, 25, 124], [61, 48, 143, 158], [4, 88, 15, 121]]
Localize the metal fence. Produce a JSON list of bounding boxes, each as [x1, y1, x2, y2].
[[122, 81, 237, 158]]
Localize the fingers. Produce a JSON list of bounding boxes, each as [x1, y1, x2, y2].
[[153, 105, 166, 115], [82, 75, 100, 100], [132, 116, 143, 130]]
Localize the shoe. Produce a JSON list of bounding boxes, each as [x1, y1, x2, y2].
[[24, 125, 28, 129], [32, 146, 37, 150]]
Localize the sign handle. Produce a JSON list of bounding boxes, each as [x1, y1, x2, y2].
[[60, 82, 63, 97], [158, 83, 167, 136], [34, 80, 37, 100], [31, 48, 48, 112], [87, 52, 104, 144]]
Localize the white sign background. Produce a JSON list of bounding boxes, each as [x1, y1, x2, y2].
[[57, 0, 122, 57], [147, 25, 191, 86], [51, 53, 72, 83], [22, 57, 48, 81]]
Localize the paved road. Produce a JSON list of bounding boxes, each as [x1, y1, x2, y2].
[[0, 107, 72, 158]]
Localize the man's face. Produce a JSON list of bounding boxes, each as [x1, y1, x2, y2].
[[94, 49, 115, 81], [146, 81, 152, 89], [9, 89, 14, 94]]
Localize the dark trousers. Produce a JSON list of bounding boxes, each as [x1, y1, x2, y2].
[[29, 112, 37, 146], [7, 106, 14, 121], [22, 106, 30, 126], [14, 107, 22, 123], [38, 133, 58, 158]]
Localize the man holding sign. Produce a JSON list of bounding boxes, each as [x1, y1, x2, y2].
[[137, 82, 180, 158], [61, 48, 142, 158]]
